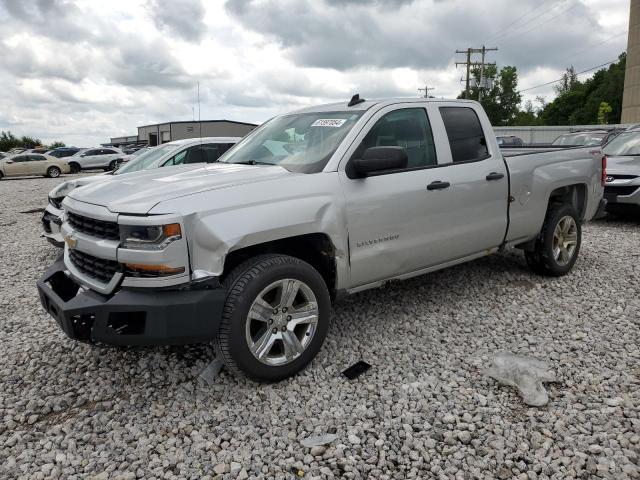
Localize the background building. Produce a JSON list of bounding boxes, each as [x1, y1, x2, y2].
[[622, 0, 640, 122], [108, 119, 258, 147]]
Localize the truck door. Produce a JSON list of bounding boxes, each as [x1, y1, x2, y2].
[[339, 105, 442, 287], [339, 103, 508, 289], [429, 105, 509, 263]]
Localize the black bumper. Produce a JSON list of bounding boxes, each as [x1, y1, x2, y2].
[[37, 257, 226, 346]]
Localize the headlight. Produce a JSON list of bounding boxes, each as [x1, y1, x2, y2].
[[49, 180, 76, 199], [120, 223, 182, 250]]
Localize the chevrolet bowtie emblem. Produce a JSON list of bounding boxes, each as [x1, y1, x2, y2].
[[64, 235, 77, 250]]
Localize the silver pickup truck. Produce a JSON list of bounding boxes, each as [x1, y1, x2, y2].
[[37, 97, 605, 381]]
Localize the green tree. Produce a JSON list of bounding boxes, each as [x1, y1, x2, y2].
[[460, 64, 522, 126], [20, 136, 41, 148], [597, 101, 613, 124], [538, 53, 626, 125], [48, 141, 66, 149], [554, 66, 579, 95], [0, 131, 21, 152]]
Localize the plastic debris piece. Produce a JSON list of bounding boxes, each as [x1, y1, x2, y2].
[[290, 466, 305, 477], [342, 361, 371, 380], [484, 352, 557, 406], [300, 434, 338, 448], [199, 358, 225, 385]]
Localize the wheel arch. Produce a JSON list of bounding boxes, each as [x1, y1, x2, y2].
[[222, 233, 338, 299], [547, 183, 587, 220]]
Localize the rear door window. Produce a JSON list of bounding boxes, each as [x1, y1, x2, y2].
[[439, 107, 490, 163]]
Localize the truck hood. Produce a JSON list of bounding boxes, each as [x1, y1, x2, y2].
[[67, 163, 293, 214], [606, 155, 640, 176]]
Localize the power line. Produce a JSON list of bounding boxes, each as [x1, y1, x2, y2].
[[554, 31, 627, 66], [490, 0, 569, 42], [484, 0, 557, 43], [496, 0, 580, 43], [518, 58, 621, 93]]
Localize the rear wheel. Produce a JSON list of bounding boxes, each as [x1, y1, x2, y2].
[[525, 203, 581, 276], [47, 166, 61, 178], [213, 254, 331, 381], [105, 160, 117, 171]]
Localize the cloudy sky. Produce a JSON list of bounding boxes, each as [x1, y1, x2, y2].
[[0, 0, 630, 146]]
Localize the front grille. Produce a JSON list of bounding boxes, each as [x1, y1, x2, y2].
[[67, 212, 120, 241], [69, 249, 121, 284], [607, 174, 638, 180], [604, 186, 639, 197]]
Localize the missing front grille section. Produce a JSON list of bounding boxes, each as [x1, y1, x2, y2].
[[107, 312, 146, 335], [47, 271, 80, 302]]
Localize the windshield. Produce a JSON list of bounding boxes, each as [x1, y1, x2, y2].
[[220, 111, 364, 173], [552, 132, 605, 146], [603, 131, 640, 156], [115, 145, 179, 174]]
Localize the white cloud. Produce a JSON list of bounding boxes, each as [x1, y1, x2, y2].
[[0, 0, 630, 146]]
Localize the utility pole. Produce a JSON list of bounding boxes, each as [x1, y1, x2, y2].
[[455, 46, 498, 99], [418, 84, 434, 98]]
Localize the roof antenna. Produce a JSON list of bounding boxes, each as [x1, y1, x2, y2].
[[348, 93, 366, 107]]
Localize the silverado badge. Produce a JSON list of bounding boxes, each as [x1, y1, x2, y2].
[[64, 234, 77, 250]]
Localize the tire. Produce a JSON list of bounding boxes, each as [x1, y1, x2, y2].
[[525, 203, 581, 276], [0, 171, 3, 180], [213, 254, 331, 381], [68, 162, 80, 174], [105, 160, 117, 171], [47, 166, 61, 178]]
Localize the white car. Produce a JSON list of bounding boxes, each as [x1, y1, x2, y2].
[[0, 153, 71, 179], [68, 147, 124, 172], [42, 137, 240, 246]]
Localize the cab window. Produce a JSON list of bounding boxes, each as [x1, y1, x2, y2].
[[354, 108, 437, 169]]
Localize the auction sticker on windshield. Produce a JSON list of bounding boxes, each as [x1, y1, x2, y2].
[[311, 119, 347, 127]]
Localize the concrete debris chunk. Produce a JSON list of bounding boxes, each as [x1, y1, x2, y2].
[[300, 434, 338, 448], [198, 357, 225, 385], [484, 352, 557, 406]]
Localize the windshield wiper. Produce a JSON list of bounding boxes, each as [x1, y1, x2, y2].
[[232, 160, 275, 166]]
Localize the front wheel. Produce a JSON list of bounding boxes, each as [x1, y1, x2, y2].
[[68, 162, 80, 174], [525, 203, 581, 276], [213, 254, 331, 381], [47, 166, 61, 178]]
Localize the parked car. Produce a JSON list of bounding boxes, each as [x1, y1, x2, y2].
[[47, 147, 83, 160], [601, 128, 640, 215], [67, 147, 124, 172], [496, 135, 524, 147], [551, 130, 618, 147], [0, 153, 70, 179], [37, 97, 604, 381], [41, 137, 240, 246], [28, 147, 50, 154], [115, 147, 151, 165]]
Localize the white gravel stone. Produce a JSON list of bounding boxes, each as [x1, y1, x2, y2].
[[0, 176, 638, 479]]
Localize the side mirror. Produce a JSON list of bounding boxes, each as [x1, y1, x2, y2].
[[351, 146, 408, 177]]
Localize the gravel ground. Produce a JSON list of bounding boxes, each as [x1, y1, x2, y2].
[[0, 175, 638, 480]]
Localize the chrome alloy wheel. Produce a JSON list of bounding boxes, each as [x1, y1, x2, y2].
[[245, 278, 319, 366], [552, 215, 578, 266]]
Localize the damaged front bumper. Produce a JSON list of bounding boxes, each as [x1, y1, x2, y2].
[[37, 257, 226, 346], [41, 205, 64, 247]]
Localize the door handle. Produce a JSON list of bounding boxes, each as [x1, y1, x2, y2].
[[486, 172, 505, 181], [427, 180, 451, 190]]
